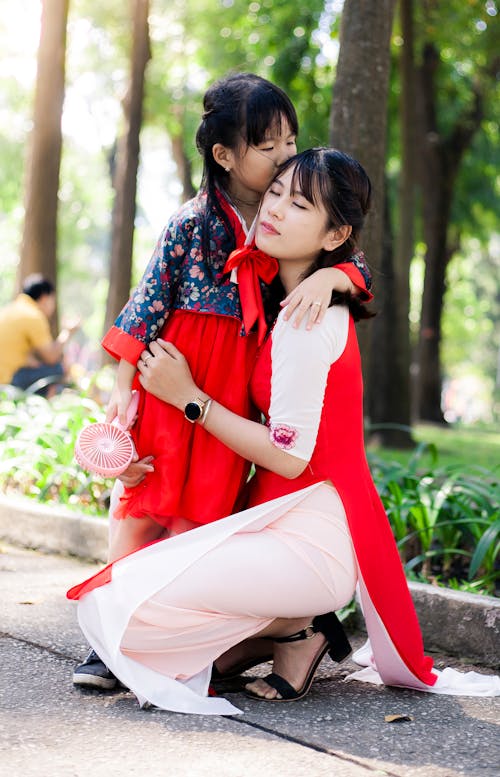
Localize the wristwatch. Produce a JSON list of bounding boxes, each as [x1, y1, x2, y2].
[[184, 397, 210, 423]]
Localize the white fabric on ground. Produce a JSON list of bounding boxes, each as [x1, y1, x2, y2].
[[78, 482, 356, 715]]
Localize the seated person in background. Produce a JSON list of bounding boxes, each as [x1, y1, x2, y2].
[[0, 274, 78, 395]]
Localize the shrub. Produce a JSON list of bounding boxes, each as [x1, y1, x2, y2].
[[0, 387, 112, 516], [368, 443, 499, 595]]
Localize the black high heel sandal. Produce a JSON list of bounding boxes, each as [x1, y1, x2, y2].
[[211, 638, 273, 683], [211, 654, 273, 682], [244, 611, 351, 702]]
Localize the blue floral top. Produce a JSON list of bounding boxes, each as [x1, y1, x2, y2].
[[113, 193, 243, 342]]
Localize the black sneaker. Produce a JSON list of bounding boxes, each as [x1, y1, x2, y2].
[[73, 649, 117, 690]]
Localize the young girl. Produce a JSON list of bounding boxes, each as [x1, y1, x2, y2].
[[69, 147, 499, 714], [103, 72, 372, 561]]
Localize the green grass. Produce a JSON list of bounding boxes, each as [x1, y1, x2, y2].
[[368, 423, 500, 471]]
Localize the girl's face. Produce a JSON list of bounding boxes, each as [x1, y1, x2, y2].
[[255, 165, 338, 267], [230, 117, 297, 198]]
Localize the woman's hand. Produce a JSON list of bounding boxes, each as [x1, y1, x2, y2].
[[137, 339, 200, 410], [280, 267, 354, 330]]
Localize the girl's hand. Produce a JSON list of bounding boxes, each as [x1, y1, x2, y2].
[[106, 386, 134, 427], [281, 267, 354, 330], [137, 339, 199, 410], [107, 359, 137, 425], [118, 454, 155, 488]]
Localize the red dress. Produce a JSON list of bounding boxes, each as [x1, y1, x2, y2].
[[248, 312, 436, 688], [107, 310, 260, 527], [102, 193, 372, 530]]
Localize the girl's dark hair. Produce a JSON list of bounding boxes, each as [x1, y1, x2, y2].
[[264, 148, 373, 322], [195, 72, 298, 268]]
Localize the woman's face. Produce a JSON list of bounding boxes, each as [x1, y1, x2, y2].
[[255, 165, 335, 266]]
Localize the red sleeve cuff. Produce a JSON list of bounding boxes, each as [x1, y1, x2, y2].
[[101, 326, 145, 365], [338, 265, 374, 303]]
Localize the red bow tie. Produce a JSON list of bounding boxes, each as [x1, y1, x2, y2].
[[224, 246, 279, 344]]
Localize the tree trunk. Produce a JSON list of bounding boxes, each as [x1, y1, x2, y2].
[[369, 0, 416, 447], [368, 189, 400, 442], [329, 0, 397, 411], [170, 134, 196, 203], [18, 0, 69, 328], [415, 42, 484, 422], [415, 170, 452, 423], [103, 0, 151, 342]]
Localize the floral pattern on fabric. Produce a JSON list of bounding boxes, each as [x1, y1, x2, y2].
[[114, 194, 245, 345], [340, 251, 372, 291], [269, 423, 298, 451]]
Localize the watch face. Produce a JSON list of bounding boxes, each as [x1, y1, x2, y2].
[[185, 401, 202, 421]]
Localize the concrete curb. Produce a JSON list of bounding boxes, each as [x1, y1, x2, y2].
[[406, 581, 499, 668], [1, 493, 498, 667], [0, 493, 108, 563]]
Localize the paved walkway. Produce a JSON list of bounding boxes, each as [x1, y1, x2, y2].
[[1, 543, 499, 777]]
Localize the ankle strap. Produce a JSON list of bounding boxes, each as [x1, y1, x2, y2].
[[274, 624, 317, 643]]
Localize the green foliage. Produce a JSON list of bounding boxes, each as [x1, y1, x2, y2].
[[368, 444, 499, 595], [388, 0, 500, 242], [0, 1, 498, 421], [386, 1, 500, 421], [441, 238, 500, 407], [1, 388, 498, 595], [0, 386, 112, 516], [146, 0, 333, 182]]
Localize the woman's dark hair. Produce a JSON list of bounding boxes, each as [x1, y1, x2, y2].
[[264, 148, 373, 322], [195, 72, 298, 268], [22, 274, 55, 301]]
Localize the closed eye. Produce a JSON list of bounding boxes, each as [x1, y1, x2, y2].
[[291, 191, 309, 209]]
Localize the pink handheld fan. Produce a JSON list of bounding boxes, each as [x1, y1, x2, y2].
[[75, 391, 140, 477]]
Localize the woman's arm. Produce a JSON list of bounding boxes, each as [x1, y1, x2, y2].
[[137, 339, 304, 479], [137, 309, 344, 480]]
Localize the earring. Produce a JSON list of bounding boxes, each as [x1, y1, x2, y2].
[[224, 166, 230, 173]]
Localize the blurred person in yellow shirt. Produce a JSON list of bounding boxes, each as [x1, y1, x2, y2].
[[0, 274, 79, 395]]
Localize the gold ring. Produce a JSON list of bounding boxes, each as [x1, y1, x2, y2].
[[143, 353, 152, 362]]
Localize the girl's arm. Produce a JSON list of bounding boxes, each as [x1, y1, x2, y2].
[[137, 310, 343, 479], [102, 223, 182, 364], [103, 217, 189, 421], [282, 251, 373, 329], [106, 359, 137, 425]]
